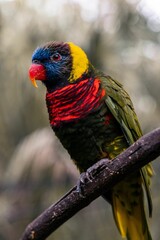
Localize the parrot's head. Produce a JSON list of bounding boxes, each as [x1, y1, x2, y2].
[[29, 41, 92, 91]]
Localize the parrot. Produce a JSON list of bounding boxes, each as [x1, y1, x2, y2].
[[28, 41, 153, 240]]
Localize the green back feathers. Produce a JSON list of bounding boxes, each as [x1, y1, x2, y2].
[[100, 75, 153, 239]]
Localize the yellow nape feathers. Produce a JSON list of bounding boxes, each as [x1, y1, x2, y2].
[[68, 42, 89, 82]]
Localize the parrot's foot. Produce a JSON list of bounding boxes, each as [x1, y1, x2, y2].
[[76, 171, 93, 197], [76, 159, 110, 197], [89, 159, 110, 177]]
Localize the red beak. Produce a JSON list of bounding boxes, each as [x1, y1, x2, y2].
[[28, 64, 46, 88]]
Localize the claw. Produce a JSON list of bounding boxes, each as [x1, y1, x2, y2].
[[76, 159, 110, 197], [76, 171, 93, 197]]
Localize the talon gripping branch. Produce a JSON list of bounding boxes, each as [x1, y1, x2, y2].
[[29, 41, 153, 240]]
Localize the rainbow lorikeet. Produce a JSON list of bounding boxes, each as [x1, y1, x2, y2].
[[29, 41, 153, 240]]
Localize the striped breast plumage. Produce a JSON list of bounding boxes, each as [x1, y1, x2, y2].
[[46, 76, 128, 172]]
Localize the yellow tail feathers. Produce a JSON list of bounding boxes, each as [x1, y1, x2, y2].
[[112, 176, 152, 240]]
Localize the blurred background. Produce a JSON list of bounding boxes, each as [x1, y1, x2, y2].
[[0, 0, 160, 239]]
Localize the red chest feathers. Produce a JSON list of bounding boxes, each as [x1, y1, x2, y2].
[[46, 78, 105, 127]]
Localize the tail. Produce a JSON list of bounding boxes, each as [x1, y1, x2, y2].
[[112, 192, 152, 240], [111, 174, 152, 240]]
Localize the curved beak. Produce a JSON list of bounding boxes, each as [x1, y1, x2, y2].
[[28, 64, 46, 88]]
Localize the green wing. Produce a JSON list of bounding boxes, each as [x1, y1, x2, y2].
[[101, 75, 153, 216]]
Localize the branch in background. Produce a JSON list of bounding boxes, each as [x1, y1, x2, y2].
[[20, 128, 160, 240]]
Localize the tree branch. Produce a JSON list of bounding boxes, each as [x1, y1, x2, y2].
[[20, 128, 160, 240]]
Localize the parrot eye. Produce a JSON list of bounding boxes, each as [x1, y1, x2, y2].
[[51, 53, 62, 62], [32, 59, 40, 64]]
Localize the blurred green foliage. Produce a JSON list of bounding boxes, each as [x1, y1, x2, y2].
[[0, 0, 160, 239]]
